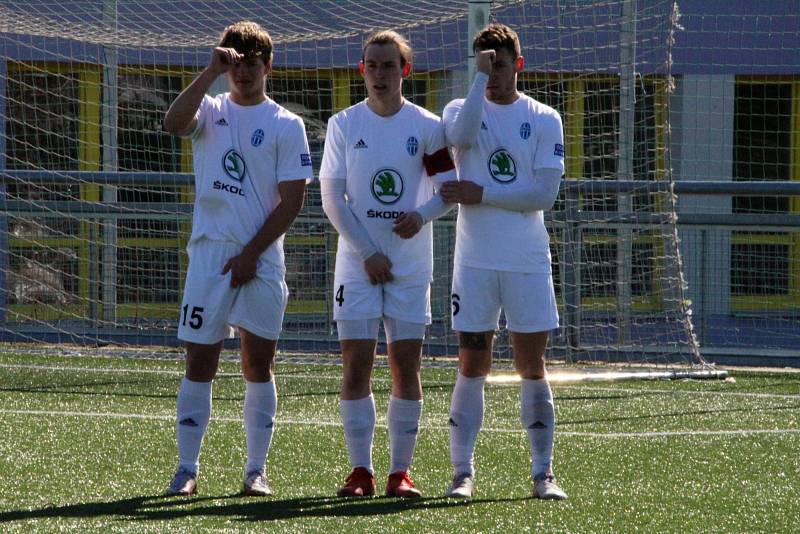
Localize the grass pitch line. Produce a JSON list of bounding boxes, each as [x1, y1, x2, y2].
[[2, 408, 799, 439], [559, 384, 800, 400], [3, 362, 799, 401]]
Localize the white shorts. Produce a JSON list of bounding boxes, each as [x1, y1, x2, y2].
[[178, 240, 288, 344], [336, 317, 427, 343], [332, 274, 431, 325], [451, 264, 559, 334]]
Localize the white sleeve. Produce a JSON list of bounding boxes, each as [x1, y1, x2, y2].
[[319, 115, 346, 180], [321, 179, 378, 261], [416, 118, 456, 223], [276, 116, 314, 182], [532, 111, 566, 173], [416, 191, 454, 223], [443, 72, 488, 148], [186, 94, 213, 139], [482, 168, 562, 212]]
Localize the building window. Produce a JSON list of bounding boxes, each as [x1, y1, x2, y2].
[[731, 241, 789, 296], [117, 247, 180, 304], [733, 82, 791, 213], [731, 80, 797, 308], [580, 235, 657, 300], [117, 72, 184, 241], [6, 68, 80, 171], [118, 73, 182, 172]]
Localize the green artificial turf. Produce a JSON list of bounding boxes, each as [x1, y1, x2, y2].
[[0, 351, 798, 533]]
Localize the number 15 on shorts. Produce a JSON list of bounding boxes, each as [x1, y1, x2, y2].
[[182, 305, 205, 329]]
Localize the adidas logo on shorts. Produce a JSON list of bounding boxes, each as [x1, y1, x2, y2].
[[354, 138, 368, 149]]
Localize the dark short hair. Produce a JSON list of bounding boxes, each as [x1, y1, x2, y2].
[[219, 21, 273, 63], [473, 23, 521, 59], [362, 30, 412, 66]]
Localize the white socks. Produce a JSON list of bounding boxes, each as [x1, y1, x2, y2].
[[448, 373, 486, 477], [387, 396, 423, 474], [176, 377, 278, 477], [175, 377, 213, 474], [521, 378, 555, 478], [340, 394, 376, 474], [243, 379, 277, 475]]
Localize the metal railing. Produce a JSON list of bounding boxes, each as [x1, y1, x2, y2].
[[2, 172, 799, 365]]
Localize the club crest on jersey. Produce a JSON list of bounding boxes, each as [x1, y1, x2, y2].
[[251, 128, 264, 147], [488, 148, 517, 183], [520, 122, 531, 140], [406, 136, 418, 156], [222, 149, 246, 182], [371, 168, 404, 205]]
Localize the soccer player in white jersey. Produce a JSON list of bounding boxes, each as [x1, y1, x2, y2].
[[162, 21, 312, 497], [320, 30, 455, 499], [440, 23, 567, 500]]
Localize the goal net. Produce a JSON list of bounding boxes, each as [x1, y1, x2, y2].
[[0, 0, 714, 371]]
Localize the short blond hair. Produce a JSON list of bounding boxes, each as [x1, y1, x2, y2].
[[362, 30, 412, 66], [219, 21, 273, 64]]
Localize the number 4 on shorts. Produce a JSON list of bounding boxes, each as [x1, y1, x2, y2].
[[335, 285, 345, 307]]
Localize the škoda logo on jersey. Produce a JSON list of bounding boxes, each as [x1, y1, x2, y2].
[[371, 168, 404, 205], [222, 149, 247, 182], [488, 148, 517, 183]]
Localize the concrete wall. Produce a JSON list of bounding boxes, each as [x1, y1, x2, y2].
[[673, 74, 735, 325]]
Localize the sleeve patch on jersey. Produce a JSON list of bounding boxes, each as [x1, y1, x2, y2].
[[554, 143, 565, 157], [422, 147, 455, 176], [300, 153, 312, 167]]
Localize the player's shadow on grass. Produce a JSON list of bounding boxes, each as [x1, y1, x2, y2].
[[556, 391, 659, 402], [0, 493, 528, 524], [0, 374, 243, 402], [280, 381, 454, 399]]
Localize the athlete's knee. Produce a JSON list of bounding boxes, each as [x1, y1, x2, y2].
[[241, 357, 273, 382], [458, 331, 493, 351], [185, 343, 221, 381], [514, 356, 546, 380], [342, 362, 372, 393], [458, 354, 491, 378], [392, 359, 421, 385]]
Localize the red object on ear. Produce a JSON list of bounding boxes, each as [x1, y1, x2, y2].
[[516, 56, 525, 72], [402, 63, 412, 77], [358, 61, 365, 76]]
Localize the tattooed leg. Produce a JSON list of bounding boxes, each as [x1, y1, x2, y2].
[[457, 331, 493, 377]]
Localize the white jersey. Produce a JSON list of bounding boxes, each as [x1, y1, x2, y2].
[[320, 99, 454, 282], [187, 93, 313, 274], [444, 94, 564, 273]]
